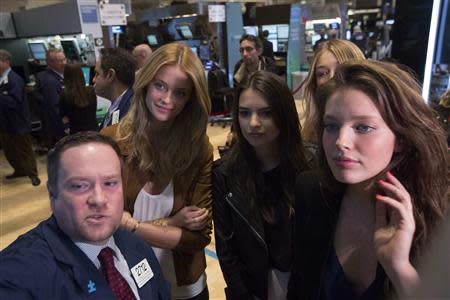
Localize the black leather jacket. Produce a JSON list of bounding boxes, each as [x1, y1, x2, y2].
[[213, 160, 272, 300]]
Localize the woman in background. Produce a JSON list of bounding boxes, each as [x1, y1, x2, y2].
[[103, 43, 213, 300], [60, 63, 98, 133], [213, 71, 309, 300], [288, 60, 449, 299], [301, 39, 365, 144]]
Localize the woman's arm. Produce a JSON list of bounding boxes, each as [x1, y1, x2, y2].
[[122, 141, 213, 253]]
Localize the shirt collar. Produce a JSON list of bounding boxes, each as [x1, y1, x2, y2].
[[109, 88, 129, 112], [74, 236, 119, 269], [49, 67, 64, 79], [0, 67, 11, 84]]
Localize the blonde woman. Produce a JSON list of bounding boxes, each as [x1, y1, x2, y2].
[[302, 39, 365, 144], [102, 43, 213, 299]]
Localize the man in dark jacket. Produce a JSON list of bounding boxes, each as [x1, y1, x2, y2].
[[37, 48, 67, 148], [0, 49, 40, 186], [233, 34, 277, 89], [94, 48, 136, 129], [0, 132, 170, 299]]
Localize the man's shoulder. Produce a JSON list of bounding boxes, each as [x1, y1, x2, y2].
[[0, 219, 59, 280]]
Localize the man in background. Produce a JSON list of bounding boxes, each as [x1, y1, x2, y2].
[[261, 30, 274, 60], [132, 44, 152, 71], [0, 131, 170, 299], [37, 48, 67, 148], [0, 49, 40, 186], [94, 48, 136, 129], [233, 34, 277, 89]]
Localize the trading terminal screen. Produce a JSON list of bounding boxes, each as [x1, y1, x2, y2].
[[28, 42, 47, 60]]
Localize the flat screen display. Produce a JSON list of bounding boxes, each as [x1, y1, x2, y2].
[[29, 42, 47, 60], [147, 34, 158, 45], [61, 40, 80, 61], [244, 26, 258, 36], [81, 66, 91, 86], [178, 25, 193, 39], [277, 25, 289, 39]]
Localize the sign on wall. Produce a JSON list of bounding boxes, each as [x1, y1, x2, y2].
[[209, 5, 226, 23], [99, 3, 127, 26]]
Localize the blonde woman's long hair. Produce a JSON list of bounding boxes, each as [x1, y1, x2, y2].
[[302, 39, 365, 143], [118, 43, 211, 189]]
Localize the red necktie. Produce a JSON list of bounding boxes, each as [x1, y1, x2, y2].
[[98, 247, 137, 300]]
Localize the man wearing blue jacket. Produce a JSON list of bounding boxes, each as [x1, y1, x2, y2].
[[37, 48, 66, 148], [94, 47, 136, 129], [0, 132, 170, 299], [0, 49, 40, 186]]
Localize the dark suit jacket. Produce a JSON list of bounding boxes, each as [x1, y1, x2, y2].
[[101, 88, 134, 128], [0, 69, 31, 134], [37, 68, 65, 136], [262, 39, 274, 60], [0, 216, 171, 299]]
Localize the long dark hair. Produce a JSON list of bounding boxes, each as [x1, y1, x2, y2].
[[63, 63, 90, 108], [316, 60, 449, 258], [223, 71, 309, 222]]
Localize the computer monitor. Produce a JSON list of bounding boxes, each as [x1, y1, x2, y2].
[[329, 22, 340, 30], [277, 25, 289, 39], [243, 26, 258, 36], [28, 42, 47, 60], [111, 26, 123, 34], [313, 23, 326, 32], [81, 66, 91, 86], [147, 34, 158, 46], [312, 33, 328, 46], [199, 45, 210, 61], [177, 25, 193, 39], [60, 39, 81, 61], [190, 47, 198, 56]]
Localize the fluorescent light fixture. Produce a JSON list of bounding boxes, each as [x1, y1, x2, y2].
[[422, 0, 442, 103]]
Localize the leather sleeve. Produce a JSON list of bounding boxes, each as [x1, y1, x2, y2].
[[174, 140, 214, 253], [212, 163, 253, 300]]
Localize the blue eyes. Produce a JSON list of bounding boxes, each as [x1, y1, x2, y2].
[[324, 123, 376, 134]]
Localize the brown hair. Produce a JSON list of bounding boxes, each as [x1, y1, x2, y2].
[[224, 70, 309, 222], [316, 60, 449, 257], [118, 42, 211, 190], [63, 63, 91, 108]]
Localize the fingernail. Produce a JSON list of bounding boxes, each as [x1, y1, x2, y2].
[[375, 194, 382, 200], [378, 179, 385, 185], [387, 171, 393, 177]]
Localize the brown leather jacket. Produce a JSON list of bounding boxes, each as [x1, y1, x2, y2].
[[102, 124, 213, 285]]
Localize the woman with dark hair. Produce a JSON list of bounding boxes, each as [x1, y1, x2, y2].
[[213, 70, 310, 300], [288, 60, 449, 299], [59, 64, 98, 133]]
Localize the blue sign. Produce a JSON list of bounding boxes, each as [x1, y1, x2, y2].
[[80, 5, 98, 23]]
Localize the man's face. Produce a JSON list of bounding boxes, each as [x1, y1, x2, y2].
[[51, 143, 123, 245], [0, 60, 9, 74], [93, 59, 112, 100], [239, 40, 261, 68], [48, 52, 67, 74]]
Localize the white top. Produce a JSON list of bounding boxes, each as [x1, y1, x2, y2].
[[133, 181, 206, 299], [75, 237, 141, 299]]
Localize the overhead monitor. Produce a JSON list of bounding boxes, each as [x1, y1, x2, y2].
[[147, 34, 158, 46], [277, 25, 289, 39], [177, 25, 193, 39], [243, 26, 258, 36], [60, 39, 81, 61], [28, 42, 47, 60]]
